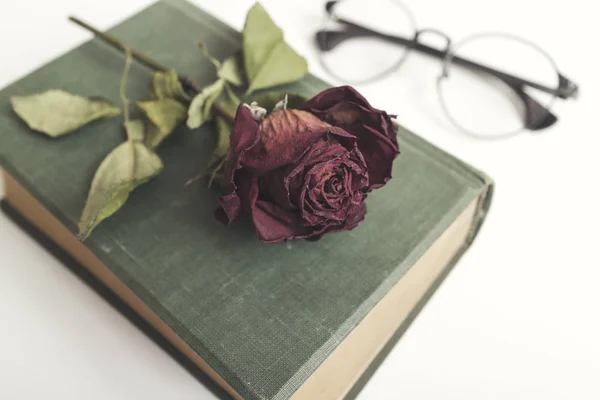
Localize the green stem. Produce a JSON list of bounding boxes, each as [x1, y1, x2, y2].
[[68, 16, 236, 122]]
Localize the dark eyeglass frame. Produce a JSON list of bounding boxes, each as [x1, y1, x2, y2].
[[316, 0, 579, 134]]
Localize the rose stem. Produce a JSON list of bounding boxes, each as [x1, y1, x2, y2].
[[68, 16, 236, 121]]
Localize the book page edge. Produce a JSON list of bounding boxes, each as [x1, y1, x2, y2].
[[2, 170, 480, 400], [2, 170, 244, 400], [289, 196, 480, 400]]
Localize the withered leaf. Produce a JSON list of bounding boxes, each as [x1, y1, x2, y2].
[[77, 142, 163, 240], [137, 99, 187, 148], [199, 41, 222, 70], [124, 120, 145, 142], [207, 116, 232, 187], [218, 55, 244, 87], [186, 79, 225, 129], [199, 42, 245, 87], [11, 90, 120, 137], [242, 3, 308, 94], [209, 116, 232, 169], [149, 70, 191, 103], [249, 91, 308, 113], [218, 84, 241, 116]]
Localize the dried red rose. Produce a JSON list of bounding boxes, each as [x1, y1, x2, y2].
[[216, 86, 399, 243]]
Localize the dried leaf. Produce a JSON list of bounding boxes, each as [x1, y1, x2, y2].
[[219, 84, 241, 115], [186, 115, 233, 188], [199, 42, 222, 70], [137, 99, 187, 148], [207, 116, 232, 187], [186, 79, 225, 129], [11, 90, 120, 137], [77, 142, 163, 240], [124, 120, 145, 142], [272, 94, 288, 112], [209, 116, 232, 168], [243, 3, 308, 94], [249, 91, 308, 112], [149, 70, 191, 103], [243, 102, 267, 121], [199, 42, 245, 87], [218, 55, 244, 86]]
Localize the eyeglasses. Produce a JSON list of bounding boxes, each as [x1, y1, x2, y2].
[[315, 0, 579, 140]]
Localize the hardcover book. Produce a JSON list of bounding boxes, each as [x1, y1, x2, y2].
[[0, 1, 493, 399]]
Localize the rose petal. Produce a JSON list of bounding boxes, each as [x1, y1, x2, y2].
[[300, 86, 399, 189], [252, 200, 311, 243], [241, 109, 334, 174], [306, 202, 368, 242], [216, 86, 391, 243], [216, 105, 261, 224], [237, 169, 315, 243], [284, 130, 354, 203]]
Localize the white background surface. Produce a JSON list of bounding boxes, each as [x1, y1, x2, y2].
[[1, 0, 599, 399]]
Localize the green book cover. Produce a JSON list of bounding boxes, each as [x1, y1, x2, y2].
[[0, 1, 493, 399]]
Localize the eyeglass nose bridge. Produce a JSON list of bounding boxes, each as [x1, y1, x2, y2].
[[414, 28, 453, 77]]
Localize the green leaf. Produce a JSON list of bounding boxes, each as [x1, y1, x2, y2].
[[242, 3, 308, 94], [11, 90, 120, 137], [186, 79, 225, 129], [149, 70, 191, 103], [77, 142, 163, 240], [137, 99, 187, 148], [248, 91, 308, 112], [218, 54, 244, 86]]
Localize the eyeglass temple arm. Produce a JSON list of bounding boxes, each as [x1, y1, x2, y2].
[[316, 19, 579, 101]]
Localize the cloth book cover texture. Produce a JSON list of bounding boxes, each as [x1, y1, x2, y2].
[[0, 1, 492, 399]]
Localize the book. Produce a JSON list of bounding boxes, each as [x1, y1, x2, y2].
[[0, 0, 493, 399]]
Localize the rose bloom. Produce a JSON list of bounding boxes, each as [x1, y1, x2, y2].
[[215, 86, 399, 243]]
